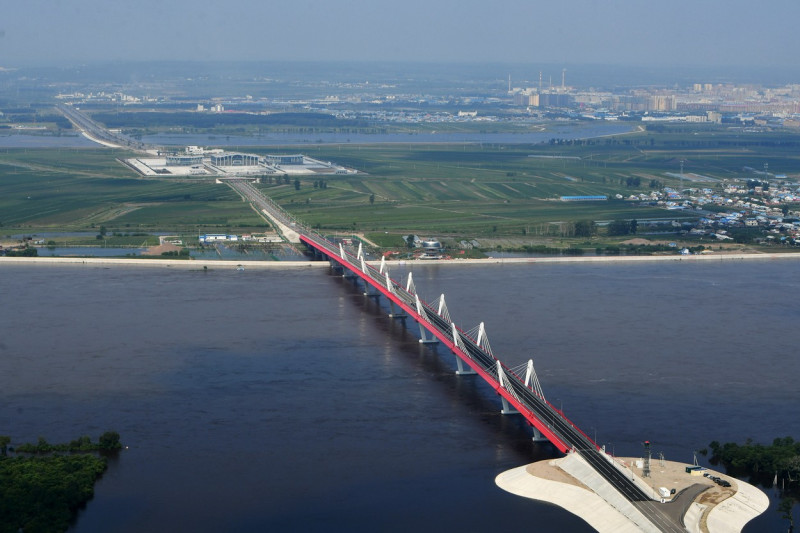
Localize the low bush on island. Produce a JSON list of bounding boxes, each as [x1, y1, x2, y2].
[[0, 431, 121, 533]]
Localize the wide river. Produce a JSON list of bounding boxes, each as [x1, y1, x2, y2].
[[2, 259, 798, 532]]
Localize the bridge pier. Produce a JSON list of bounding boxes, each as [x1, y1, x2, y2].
[[363, 284, 380, 299], [418, 323, 438, 344], [500, 396, 519, 415], [531, 427, 549, 443], [455, 356, 476, 375], [388, 301, 407, 319]]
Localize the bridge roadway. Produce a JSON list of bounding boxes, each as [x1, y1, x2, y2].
[[56, 104, 154, 153], [298, 232, 686, 530], [224, 179, 687, 532]]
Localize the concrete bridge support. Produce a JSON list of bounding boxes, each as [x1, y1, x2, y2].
[[501, 396, 520, 415], [418, 323, 438, 344], [363, 283, 380, 299], [328, 259, 343, 273], [413, 295, 438, 345], [531, 426, 548, 443], [388, 301, 407, 319], [455, 356, 476, 375]]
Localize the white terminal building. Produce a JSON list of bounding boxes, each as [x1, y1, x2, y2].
[[125, 146, 357, 177]]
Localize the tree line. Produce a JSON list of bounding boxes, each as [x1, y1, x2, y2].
[[704, 437, 800, 531], [574, 219, 638, 238], [92, 111, 369, 130]]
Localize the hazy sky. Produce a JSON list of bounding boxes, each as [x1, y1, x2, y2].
[[3, 0, 799, 68]]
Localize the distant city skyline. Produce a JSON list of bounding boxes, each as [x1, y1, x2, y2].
[[2, 0, 799, 69]]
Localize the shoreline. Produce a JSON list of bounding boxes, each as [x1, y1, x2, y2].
[[0, 256, 326, 269], [438, 251, 800, 265], [2, 251, 800, 269]]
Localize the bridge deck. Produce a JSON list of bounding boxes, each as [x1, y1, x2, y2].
[[221, 177, 683, 530], [299, 232, 656, 508]]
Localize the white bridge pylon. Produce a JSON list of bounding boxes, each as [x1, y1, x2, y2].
[[434, 294, 452, 323], [466, 322, 494, 358], [451, 323, 476, 375], [384, 271, 394, 294], [497, 362, 522, 415], [508, 358, 549, 441], [524, 358, 545, 399], [406, 272, 416, 295], [416, 295, 438, 344]]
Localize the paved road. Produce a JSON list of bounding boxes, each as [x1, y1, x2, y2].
[[56, 104, 154, 153]]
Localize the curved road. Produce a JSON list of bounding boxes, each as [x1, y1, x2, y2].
[[56, 104, 155, 153]]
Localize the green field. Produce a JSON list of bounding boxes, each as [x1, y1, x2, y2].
[[3, 126, 800, 247], [253, 128, 800, 238], [0, 148, 268, 236]]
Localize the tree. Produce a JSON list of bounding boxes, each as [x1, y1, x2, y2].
[[5, 247, 38, 257], [293, 178, 300, 191], [785, 455, 800, 479], [98, 431, 121, 450], [369, 194, 375, 205], [630, 219, 638, 234], [574, 220, 596, 237], [608, 220, 630, 236], [778, 497, 795, 533], [0, 435, 10, 455], [406, 234, 416, 248]]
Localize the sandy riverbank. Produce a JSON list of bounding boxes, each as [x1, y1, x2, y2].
[[0, 256, 326, 269], [422, 251, 800, 266], [2, 251, 800, 269]]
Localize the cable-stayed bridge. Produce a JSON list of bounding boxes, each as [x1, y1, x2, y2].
[[226, 178, 690, 532]]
